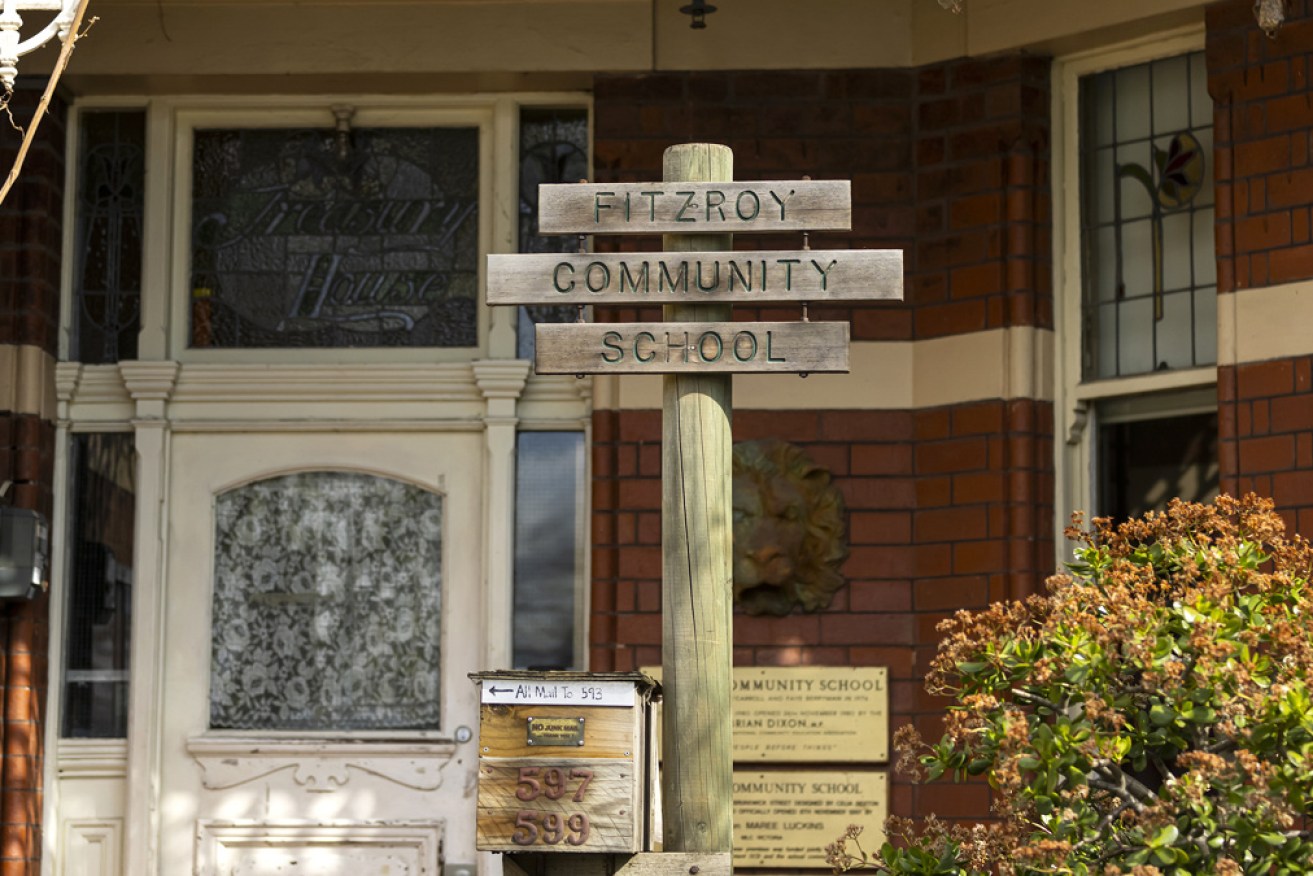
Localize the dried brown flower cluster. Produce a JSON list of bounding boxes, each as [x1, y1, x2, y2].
[[831, 495, 1313, 875]]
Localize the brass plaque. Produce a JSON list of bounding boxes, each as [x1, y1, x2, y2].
[[525, 716, 586, 747], [733, 667, 888, 762], [734, 770, 887, 869], [646, 666, 890, 763]]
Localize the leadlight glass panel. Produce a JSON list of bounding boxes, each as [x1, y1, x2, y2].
[[517, 109, 589, 360], [209, 472, 442, 731], [191, 127, 478, 349], [1079, 52, 1215, 380], [63, 432, 135, 738], [74, 111, 145, 364]]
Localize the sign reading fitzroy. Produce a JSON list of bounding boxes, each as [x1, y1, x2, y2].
[[533, 322, 848, 375], [486, 249, 903, 306], [537, 180, 851, 234], [734, 770, 887, 869]]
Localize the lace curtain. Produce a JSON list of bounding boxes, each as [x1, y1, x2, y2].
[[210, 472, 443, 731]]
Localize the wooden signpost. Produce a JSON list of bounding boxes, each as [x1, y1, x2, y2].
[[479, 143, 904, 873]]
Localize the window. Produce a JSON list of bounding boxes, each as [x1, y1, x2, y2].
[[1057, 34, 1219, 527], [189, 126, 479, 349], [512, 432, 586, 669], [209, 472, 442, 731], [62, 433, 135, 737], [72, 110, 145, 364], [515, 107, 589, 360]]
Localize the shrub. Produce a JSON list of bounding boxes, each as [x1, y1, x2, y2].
[[829, 495, 1313, 876]]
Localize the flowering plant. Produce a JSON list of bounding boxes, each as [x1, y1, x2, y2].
[[830, 495, 1313, 875]]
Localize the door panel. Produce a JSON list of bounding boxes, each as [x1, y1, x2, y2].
[[158, 431, 483, 876]]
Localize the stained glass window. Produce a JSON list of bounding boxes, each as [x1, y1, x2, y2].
[[209, 472, 442, 731], [1079, 51, 1215, 379], [74, 111, 145, 364], [63, 433, 136, 738], [190, 127, 479, 349], [516, 109, 589, 360]]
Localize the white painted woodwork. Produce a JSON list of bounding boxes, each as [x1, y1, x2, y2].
[[537, 180, 850, 234], [534, 322, 849, 375], [486, 249, 903, 305], [156, 430, 484, 875]]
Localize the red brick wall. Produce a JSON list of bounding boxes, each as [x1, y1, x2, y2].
[[0, 81, 63, 876], [589, 57, 1054, 826], [1210, 0, 1313, 533]]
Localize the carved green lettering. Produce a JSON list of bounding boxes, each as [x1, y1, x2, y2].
[[736, 190, 761, 221], [675, 191, 697, 223], [660, 261, 689, 293], [585, 262, 611, 294], [696, 261, 720, 293], [619, 261, 650, 295], [665, 331, 690, 363], [641, 191, 660, 220], [728, 260, 752, 292], [779, 258, 802, 290], [767, 330, 786, 362], [698, 331, 724, 362], [706, 190, 726, 221], [811, 258, 838, 291], [602, 331, 624, 363], [768, 188, 796, 220], [594, 191, 615, 223], [553, 262, 576, 293], [733, 331, 758, 362], [635, 331, 657, 363]]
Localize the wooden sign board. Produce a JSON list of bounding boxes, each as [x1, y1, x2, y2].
[[538, 180, 850, 234], [533, 321, 848, 375], [734, 770, 887, 869], [486, 249, 902, 306]]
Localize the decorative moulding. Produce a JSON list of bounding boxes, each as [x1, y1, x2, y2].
[[195, 820, 443, 876], [118, 360, 181, 402], [171, 362, 484, 404], [57, 739, 129, 779], [187, 735, 458, 793], [472, 359, 532, 401]]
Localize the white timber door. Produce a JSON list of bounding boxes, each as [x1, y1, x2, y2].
[[156, 430, 484, 876]]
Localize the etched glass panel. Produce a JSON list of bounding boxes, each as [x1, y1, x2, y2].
[[74, 111, 145, 364], [1079, 52, 1214, 379], [62, 433, 136, 738], [210, 472, 442, 731], [191, 127, 478, 349], [516, 108, 589, 359]]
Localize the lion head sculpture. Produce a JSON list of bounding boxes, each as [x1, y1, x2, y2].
[[731, 439, 848, 616]]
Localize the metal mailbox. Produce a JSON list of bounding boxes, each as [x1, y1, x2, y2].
[[472, 670, 659, 855]]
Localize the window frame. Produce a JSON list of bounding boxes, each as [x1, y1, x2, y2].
[[1053, 25, 1216, 548]]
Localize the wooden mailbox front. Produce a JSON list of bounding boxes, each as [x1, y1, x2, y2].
[[473, 671, 660, 855]]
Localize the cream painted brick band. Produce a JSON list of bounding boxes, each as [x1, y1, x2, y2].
[[1217, 280, 1313, 368], [593, 327, 1054, 410], [0, 345, 57, 420]]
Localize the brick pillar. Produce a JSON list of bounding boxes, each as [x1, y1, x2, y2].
[[1209, 0, 1313, 534], [0, 80, 65, 875]]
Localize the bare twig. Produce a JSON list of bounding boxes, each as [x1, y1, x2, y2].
[[0, 0, 94, 207]]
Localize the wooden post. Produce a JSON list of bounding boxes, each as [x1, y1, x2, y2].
[[661, 143, 734, 854]]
